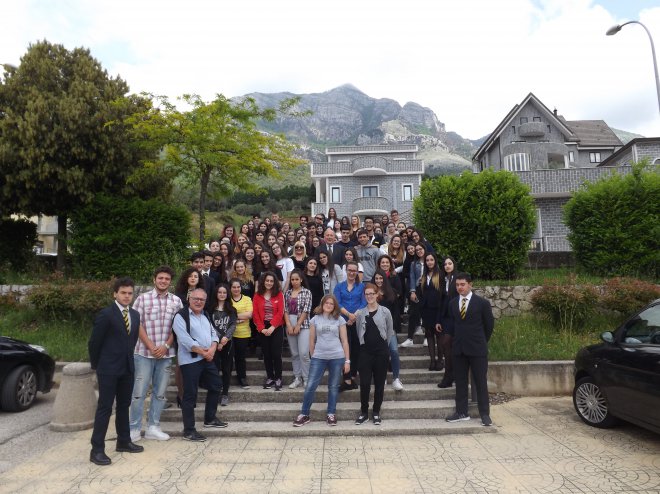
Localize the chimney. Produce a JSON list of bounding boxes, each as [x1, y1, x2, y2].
[[553, 108, 557, 116]]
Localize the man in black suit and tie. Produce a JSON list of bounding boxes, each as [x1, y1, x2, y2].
[[201, 250, 221, 284], [88, 277, 144, 465], [191, 251, 216, 312], [445, 272, 494, 426]]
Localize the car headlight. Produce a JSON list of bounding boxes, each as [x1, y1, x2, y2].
[[29, 344, 47, 353]]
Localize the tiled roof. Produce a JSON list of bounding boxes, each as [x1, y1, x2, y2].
[[564, 120, 622, 146]]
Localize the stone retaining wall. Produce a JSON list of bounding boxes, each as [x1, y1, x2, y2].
[[474, 285, 541, 319]]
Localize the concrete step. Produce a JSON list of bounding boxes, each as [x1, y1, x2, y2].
[[154, 418, 496, 438], [166, 383, 459, 404], [160, 399, 472, 422]]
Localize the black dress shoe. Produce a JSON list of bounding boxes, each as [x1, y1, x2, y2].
[[90, 450, 111, 466], [116, 441, 144, 453]]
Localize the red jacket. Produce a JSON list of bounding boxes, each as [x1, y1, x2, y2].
[[252, 292, 285, 331]]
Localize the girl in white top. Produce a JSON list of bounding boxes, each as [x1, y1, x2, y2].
[[341, 247, 363, 282]]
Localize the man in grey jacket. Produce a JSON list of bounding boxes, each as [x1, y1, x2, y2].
[[354, 229, 381, 282]]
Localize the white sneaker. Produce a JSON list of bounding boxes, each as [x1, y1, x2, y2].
[[130, 429, 142, 442], [423, 338, 428, 347], [289, 377, 303, 389], [399, 338, 414, 348], [414, 326, 425, 336], [144, 425, 170, 441], [392, 378, 404, 391]]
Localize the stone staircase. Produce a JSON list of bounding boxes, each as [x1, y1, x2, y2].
[[158, 325, 495, 437]]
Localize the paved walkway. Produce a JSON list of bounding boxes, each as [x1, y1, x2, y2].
[[2, 397, 659, 493]]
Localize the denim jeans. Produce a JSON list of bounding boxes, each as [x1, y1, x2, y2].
[[388, 334, 400, 379], [301, 357, 344, 415], [129, 355, 173, 432], [287, 314, 310, 380]]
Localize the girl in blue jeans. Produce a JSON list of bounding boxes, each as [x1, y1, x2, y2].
[[293, 295, 350, 427]]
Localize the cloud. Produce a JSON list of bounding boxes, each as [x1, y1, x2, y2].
[[1, 0, 659, 139]]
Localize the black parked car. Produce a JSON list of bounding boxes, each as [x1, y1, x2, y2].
[[573, 299, 660, 434], [0, 336, 55, 412]]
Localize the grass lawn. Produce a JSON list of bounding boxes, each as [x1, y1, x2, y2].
[[473, 268, 606, 287], [0, 308, 91, 362], [489, 312, 626, 361]]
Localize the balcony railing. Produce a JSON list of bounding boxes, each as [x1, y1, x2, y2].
[[513, 166, 632, 196], [351, 196, 391, 214], [311, 159, 424, 176]]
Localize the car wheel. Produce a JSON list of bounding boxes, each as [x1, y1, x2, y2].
[[1, 365, 38, 412], [573, 376, 617, 428]]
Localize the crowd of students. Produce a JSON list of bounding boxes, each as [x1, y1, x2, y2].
[[164, 209, 464, 428]]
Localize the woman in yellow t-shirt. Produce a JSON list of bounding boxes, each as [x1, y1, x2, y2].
[[230, 278, 253, 389]]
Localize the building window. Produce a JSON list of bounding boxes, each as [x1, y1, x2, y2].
[[547, 125, 551, 134], [569, 151, 574, 162], [512, 126, 516, 134], [533, 116, 541, 122], [520, 117, 528, 124], [503, 153, 530, 172], [589, 152, 601, 163], [402, 184, 413, 201], [362, 185, 379, 197], [330, 186, 341, 203]]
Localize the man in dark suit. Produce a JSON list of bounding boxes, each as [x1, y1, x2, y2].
[[201, 249, 221, 284], [191, 251, 216, 312], [88, 277, 144, 465], [445, 272, 494, 426]]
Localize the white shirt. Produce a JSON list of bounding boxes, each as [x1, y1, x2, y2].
[[459, 291, 473, 311]]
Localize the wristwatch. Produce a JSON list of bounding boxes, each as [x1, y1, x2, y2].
[[164, 343, 171, 350]]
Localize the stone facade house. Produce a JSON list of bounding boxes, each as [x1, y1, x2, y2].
[[472, 93, 631, 251], [598, 137, 660, 167], [310, 144, 424, 220]]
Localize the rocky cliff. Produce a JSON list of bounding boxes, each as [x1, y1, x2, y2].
[[240, 84, 474, 169]]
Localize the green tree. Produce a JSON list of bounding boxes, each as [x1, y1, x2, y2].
[[413, 169, 536, 279], [131, 94, 307, 241], [0, 40, 151, 270], [564, 161, 659, 278]]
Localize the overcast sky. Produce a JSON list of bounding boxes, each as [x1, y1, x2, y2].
[[2, 0, 659, 140]]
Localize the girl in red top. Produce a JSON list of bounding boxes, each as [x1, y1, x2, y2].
[[253, 271, 285, 390]]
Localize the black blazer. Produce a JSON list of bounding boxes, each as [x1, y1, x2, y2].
[[317, 242, 345, 267], [449, 293, 494, 357], [419, 277, 443, 311], [88, 303, 140, 375]]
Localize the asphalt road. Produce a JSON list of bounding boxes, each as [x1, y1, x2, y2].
[[0, 389, 69, 474]]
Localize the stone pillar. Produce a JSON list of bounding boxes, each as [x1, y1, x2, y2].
[[50, 362, 98, 432]]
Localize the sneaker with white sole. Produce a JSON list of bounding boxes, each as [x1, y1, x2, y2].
[[293, 414, 310, 427], [423, 338, 428, 347], [446, 412, 470, 422], [399, 338, 414, 348], [144, 425, 170, 441], [414, 326, 424, 336], [289, 377, 303, 389], [130, 430, 142, 442], [391, 378, 404, 391]]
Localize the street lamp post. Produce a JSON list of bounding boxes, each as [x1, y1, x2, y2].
[[606, 21, 660, 115]]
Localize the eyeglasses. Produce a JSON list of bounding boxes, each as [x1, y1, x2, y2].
[[346, 269, 358, 273], [190, 297, 206, 302], [295, 246, 304, 250], [365, 292, 377, 296]]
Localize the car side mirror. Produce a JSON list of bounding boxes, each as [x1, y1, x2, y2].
[[601, 331, 614, 343]]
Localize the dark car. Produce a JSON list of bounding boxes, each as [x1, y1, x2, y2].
[[573, 299, 660, 434], [0, 336, 56, 412]]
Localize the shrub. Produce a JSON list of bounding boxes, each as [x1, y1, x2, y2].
[[28, 274, 114, 316], [600, 277, 660, 314], [413, 169, 536, 279], [69, 194, 191, 280], [0, 292, 21, 315], [0, 217, 37, 272], [531, 279, 599, 332], [564, 161, 659, 278]]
